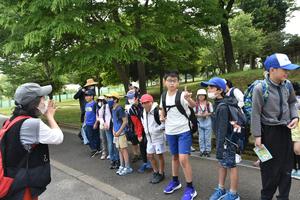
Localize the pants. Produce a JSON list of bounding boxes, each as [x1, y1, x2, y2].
[[80, 112, 85, 123], [100, 129, 108, 155], [198, 125, 212, 153], [139, 133, 148, 163], [294, 153, 300, 170], [85, 125, 100, 151], [260, 125, 293, 200], [105, 129, 119, 161]]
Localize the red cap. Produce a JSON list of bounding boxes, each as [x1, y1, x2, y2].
[[140, 94, 154, 103]]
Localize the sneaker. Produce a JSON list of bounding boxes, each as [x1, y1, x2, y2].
[[152, 173, 165, 184], [209, 188, 226, 200], [110, 161, 116, 169], [107, 155, 110, 160], [100, 154, 107, 160], [116, 166, 124, 175], [292, 169, 300, 180], [150, 172, 159, 183], [191, 146, 196, 152], [138, 163, 148, 173], [164, 180, 182, 194], [181, 187, 197, 200], [223, 191, 240, 200], [200, 152, 205, 157], [206, 152, 211, 157], [119, 167, 133, 176], [91, 150, 101, 158], [145, 162, 152, 169]]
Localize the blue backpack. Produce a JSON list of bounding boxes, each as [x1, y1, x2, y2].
[[243, 79, 293, 124]]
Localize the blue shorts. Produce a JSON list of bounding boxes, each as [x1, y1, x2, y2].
[[218, 142, 237, 169], [166, 131, 192, 155]]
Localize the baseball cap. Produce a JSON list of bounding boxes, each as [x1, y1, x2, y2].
[[85, 90, 95, 96], [264, 53, 300, 71], [197, 89, 207, 95], [140, 94, 154, 103], [97, 96, 105, 100], [14, 83, 52, 106], [200, 77, 226, 91]]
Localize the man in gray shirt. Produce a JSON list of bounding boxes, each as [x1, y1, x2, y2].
[[251, 53, 299, 200]]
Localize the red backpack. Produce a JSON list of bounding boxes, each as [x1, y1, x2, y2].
[[0, 116, 31, 198]]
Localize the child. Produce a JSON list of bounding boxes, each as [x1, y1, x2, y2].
[[160, 71, 197, 200], [201, 77, 240, 200], [251, 53, 299, 199], [140, 94, 166, 184], [98, 95, 120, 169], [127, 90, 151, 173], [84, 90, 101, 157], [96, 96, 108, 160], [195, 89, 213, 157], [108, 92, 133, 176]]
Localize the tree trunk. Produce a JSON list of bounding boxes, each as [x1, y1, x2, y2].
[[185, 73, 188, 83], [250, 55, 256, 69], [137, 61, 147, 95], [114, 61, 130, 93], [192, 75, 195, 82], [160, 66, 164, 95], [220, 22, 235, 72]]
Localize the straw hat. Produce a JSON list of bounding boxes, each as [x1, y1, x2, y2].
[[84, 78, 98, 87]]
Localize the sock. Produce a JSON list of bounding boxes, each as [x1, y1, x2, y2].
[[218, 184, 225, 190], [229, 189, 237, 194], [172, 176, 179, 182], [186, 182, 193, 188]]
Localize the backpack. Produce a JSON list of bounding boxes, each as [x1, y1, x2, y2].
[[0, 115, 31, 198], [216, 102, 247, 152], [243, 79, 293, 123], [153, 106, 161, 125], [161, 90, 198, 134]]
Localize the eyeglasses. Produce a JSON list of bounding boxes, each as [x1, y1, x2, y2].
[[166, 79, 178, 83]]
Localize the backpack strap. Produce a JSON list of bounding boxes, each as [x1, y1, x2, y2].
[[161, 91, 167, 115], [153, 106, 161, 125], [0, 116, 31, 140], [103, 104, 106, 122], [175, 91, 189, 120], [229, 87, 235, 98]]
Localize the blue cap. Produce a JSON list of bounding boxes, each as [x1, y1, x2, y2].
[[264, 53, 300, 71], [200, 77, 226, 91], [85, 90, 95, 96]]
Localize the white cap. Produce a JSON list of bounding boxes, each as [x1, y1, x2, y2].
[[131, 82, 139, 89], [197, 89, 207, 96]]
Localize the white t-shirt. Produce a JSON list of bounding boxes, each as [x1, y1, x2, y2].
[[20, 118, 64, 148], [160, 91, 190, 135]]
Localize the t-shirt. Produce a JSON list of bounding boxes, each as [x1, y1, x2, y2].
[[85, 101, 96, 126], [112, 105, 126, 135], [160, 91, 190, 135], [20, 118, 64, 150]]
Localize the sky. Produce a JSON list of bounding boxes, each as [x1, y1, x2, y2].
[[284, 0, 300, 35]]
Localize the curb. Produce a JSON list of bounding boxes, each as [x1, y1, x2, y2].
[[51, 159, 141, 200]]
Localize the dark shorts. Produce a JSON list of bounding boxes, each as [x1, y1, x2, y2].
[[218, 142, 237, 168]]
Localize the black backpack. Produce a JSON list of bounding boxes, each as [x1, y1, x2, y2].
[[161, 90, 198, 134]]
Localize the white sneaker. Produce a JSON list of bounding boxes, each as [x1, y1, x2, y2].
[[116, 166, 124, 175], [119, 167, 133, 176], [107, 155, 110, 160], [292, 170, 300, 180]]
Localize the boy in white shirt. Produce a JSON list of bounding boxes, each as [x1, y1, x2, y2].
[[141, 94, 166, 184], [160, 71, 197, 200]]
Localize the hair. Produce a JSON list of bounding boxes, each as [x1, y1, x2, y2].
[[197, 94, 207, 101], [164, 70, 180, 80], [13, 96, 41, 118], [112, 97, 119, 103], [225, 79, 233, 88]]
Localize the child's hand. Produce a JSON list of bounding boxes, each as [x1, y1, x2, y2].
[[138, 136, 143, 142], [255, 137, 263, 149], [287, 118, 299, 129], [183, 86, 192, 100]]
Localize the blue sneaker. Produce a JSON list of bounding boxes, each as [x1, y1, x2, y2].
[[181, 187, 197, 200], [137, 163, 148, 173], [223, 191, 240, 200], [119, 167, 133, 176], [145, 161, 152, 169], [163, 180, 182, 194], [209, 188, 226, 200]]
